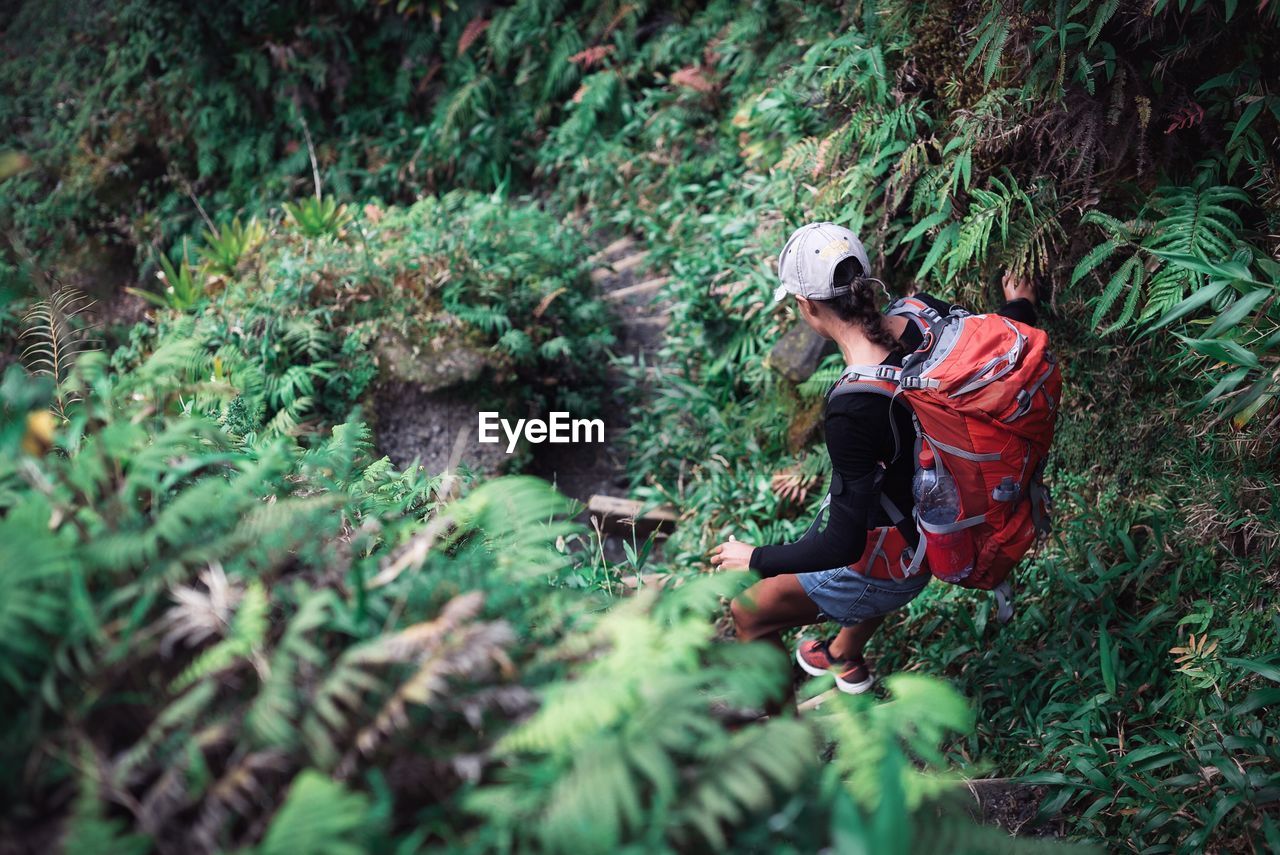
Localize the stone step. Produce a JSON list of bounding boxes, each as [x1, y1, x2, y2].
[[610, 251, 649, 274]]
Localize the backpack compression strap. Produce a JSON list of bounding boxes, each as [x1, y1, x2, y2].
[[877, 488, 927, 579]]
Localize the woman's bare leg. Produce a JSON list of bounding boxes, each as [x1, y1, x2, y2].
[[828, 615, 885, 661], [730, 574, 822, 643], [732, 576, 885, 662], [730, 575, 823, 714]]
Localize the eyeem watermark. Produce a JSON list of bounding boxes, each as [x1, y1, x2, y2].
[[478, 411, 604, 454]]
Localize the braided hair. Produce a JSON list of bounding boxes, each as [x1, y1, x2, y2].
[[812, 257, 903, 354]]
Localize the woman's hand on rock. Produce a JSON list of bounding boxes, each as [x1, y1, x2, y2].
[[1001, 271, 1036, 304]]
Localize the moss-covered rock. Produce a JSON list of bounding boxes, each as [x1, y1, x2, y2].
[[373, 325, 494, 393]]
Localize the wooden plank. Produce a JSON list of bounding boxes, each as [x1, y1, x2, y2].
[[604, 276, 669, 302], [629, 312, 670, 326], [589, 251, 650, 284], [617, 572, 681, 591], [797, 688, 838, 713], [587, 494, 678, 525]]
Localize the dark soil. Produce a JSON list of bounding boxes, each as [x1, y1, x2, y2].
[[962, 779, 1067, 838], [95, 287, 149, 331], [525, 235, 670, 564], [372, 381, 513, 477]]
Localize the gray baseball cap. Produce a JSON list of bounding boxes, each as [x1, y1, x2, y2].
[[773, 222, 871, 303]]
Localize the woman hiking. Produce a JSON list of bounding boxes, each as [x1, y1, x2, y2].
[[709, 222, 1037, 695]]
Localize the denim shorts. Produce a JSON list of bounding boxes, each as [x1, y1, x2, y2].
[[797, 566, 930, 626]]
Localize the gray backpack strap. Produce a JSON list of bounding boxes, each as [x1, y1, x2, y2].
[[827, 364, 903, 393], [885, 296, 943, 336], [864, 525, 891, 577], [994, 580, 1015, 624], [899, 532, 928, 580], [879, 491, 922, 562], [827, 367, 908, 463]]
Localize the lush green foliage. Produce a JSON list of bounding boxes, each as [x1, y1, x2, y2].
[[3, 0, 1279, 851], [106, 190, 612, 438], [537, 0, 1280, 850], [0, 356, 994, 851]]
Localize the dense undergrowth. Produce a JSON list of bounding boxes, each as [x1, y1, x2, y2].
[[3, 0, 1280, 852]]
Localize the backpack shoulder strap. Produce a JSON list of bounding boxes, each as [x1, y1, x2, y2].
[[885, 295, 946, 337], [826, 366, 908, 463], [827, 364, 902, 396]]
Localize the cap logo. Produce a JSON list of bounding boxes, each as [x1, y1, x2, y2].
[[818, 238, 850, 260]]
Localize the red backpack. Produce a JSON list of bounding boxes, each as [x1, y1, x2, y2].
[[829, 296, 1062, 616]]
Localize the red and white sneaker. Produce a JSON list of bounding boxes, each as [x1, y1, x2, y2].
[[796, 638, 875, 695]]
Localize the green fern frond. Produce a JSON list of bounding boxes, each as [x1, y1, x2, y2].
[[934, 175, 1034, 284], [1139, 266, 1187, 322], [821, 673, 973, 813], [1072, 238, 1124, 286], [798, 353, 848, 398], [246, 590, 334, 750], [61, 769, 151, 855], [263, 398, 312, 436], [1091, 255, 1141, 330], [115, 680, 219, 781], [124, 337, 213, 395], [1147, 184, 1246, 260], [1102, 260, 1147, 334], [279, 318, 332, 362], [248, 771, 375, 855], [982, 17, 1011, 84], [1086, 0, 1120, 47], [0, 497, 72, 692], [1082, 182, 1252, 334], [672, 718, 815, 850]]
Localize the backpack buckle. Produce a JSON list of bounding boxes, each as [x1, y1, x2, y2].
[[875, 365, 900, 380]]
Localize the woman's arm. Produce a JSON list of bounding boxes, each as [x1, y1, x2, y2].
[[736, 396, 900, 577], [998, 272, 1038, 325], [914, 276, 1038, 326]]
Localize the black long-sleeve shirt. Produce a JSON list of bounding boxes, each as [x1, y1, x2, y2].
[[749, 295, 1037, 577]]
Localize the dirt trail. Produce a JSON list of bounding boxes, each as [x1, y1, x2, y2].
[[529, 235, 668, 503], [371, 232, 667, 528]]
